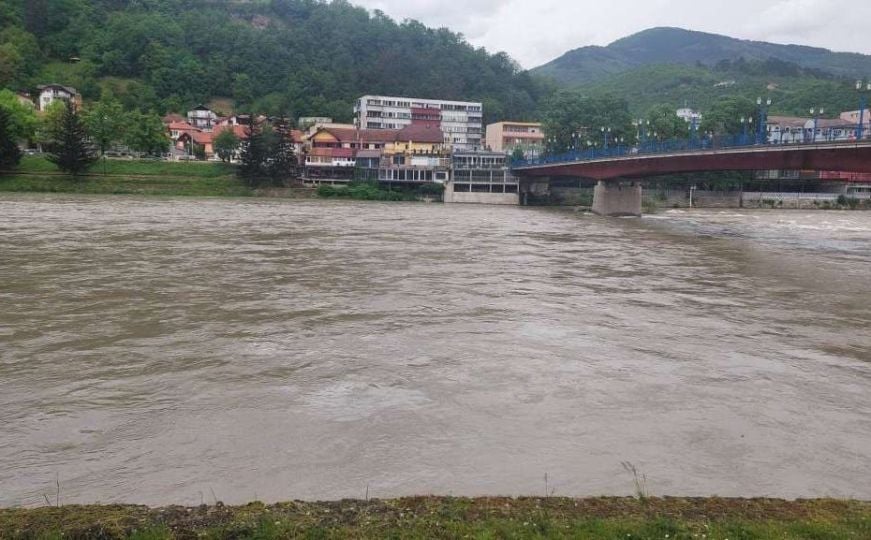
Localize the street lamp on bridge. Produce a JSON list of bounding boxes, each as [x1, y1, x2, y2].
[[857, 80, 871, 141], [600, 127, 612, 150], [740, 116, 753, 145], [756, 97, 772, 144], [810, 107, 824, 143]]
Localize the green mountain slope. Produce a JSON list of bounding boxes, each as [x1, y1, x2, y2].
[[0, 0, 550, 122], [534, 27, 871, 85]]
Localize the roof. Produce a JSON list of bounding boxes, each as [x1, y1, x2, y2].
[[767, 116, 809, 128], [168, 121, 199, 132], [395, 124, 444, 144], [212, 124, 248, 139], [310, 127, 401, 144], [37, 84, 77, 95], [290, 129, 304, 143], [163, 113, 185, 124]]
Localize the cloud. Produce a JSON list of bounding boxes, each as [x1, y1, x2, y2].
[[352, 0, 871, 68]]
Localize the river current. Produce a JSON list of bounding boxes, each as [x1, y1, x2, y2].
[[1, 195, 869, 507]]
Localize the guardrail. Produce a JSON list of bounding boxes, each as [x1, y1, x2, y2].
[[512, 133, 871, 169]]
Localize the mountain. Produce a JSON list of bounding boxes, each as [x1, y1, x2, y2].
[[533, 27, 871, 85], [0, 0, 549, 123]]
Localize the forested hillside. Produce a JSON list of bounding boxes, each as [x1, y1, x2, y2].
[[0, 0, 551, 122]]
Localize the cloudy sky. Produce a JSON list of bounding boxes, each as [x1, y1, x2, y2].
[[354, 0, 871, 68]]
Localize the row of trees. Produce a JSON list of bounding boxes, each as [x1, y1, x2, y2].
[[540, 90, 767, 153], [237, 117, 298, 187]]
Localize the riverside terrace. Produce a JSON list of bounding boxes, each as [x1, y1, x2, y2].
[[511, 135, 871, 216]]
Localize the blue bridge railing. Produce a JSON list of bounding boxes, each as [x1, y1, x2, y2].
[[511, 133, 861, 169]]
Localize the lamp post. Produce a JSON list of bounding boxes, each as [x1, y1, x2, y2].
[[810, 108, 824, 143], [740, 117, 753, 145], [600, 127, 611, 151], [856, 80, 870, 141], [756, 97, 772, 144]]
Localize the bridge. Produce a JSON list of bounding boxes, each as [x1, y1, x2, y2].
[[511, 139, 871, 216]]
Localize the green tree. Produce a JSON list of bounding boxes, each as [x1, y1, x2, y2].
[[46, 101, 96, 176], [541, 91, 633, 153], [213, 128, 240, 163], [238, 119, 269, 184], [646, 104, 690, 140], [699, 96, 757, 136], [0, 105, 22, 170], [268, 117, 297, 184], [0, 89, 38, 140], [123, 110, 169, 156], [510, 147, 526, 162], [84, 99, 125, 173]]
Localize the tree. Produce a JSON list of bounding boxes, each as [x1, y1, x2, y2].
[[0, 88, 38, 141], [0, 106, 22, 170], [238, 118, 269, 184], [213, 128, 240, 163], [123, 110, 169, 156], [646, 104, 690, 140], [268, 117, 297, 184], [46, 101, 96, 176], [84, 99, 125, 173], [510, 147, 526, 162], [699, 96, 757, 136], [541, 91, 634, 153]]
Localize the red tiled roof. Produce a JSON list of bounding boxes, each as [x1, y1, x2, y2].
[[395, 124, 444, 144], [192, 131, 213, 145], [168, 121, 198, 132], [212, 124, 248, 139], [316, 127, 400, 144], [291, 129, 304, 143]]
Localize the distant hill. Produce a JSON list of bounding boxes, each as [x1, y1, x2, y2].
[[533, 27, 871, 85]]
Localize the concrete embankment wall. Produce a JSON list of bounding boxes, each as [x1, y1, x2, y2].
[[445, 191, 520, 205]]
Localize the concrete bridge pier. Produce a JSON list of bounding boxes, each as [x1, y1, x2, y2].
[[591, 180, 642, 217]]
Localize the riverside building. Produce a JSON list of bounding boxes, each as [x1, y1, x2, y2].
[[354, 95, 483, 150]]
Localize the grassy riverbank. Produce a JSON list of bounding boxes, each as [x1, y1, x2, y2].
[[1, 497, 868, 539], [0, 156, 254, 198]]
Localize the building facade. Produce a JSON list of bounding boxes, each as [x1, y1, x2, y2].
[[445, 151, 519, 205], [37, 84, 80, 111], [354, 95, 483, 150], [485, 122, 544, 157]]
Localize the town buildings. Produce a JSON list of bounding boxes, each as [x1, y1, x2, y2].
[[187, 105, 218, 131], [485, 122, 544, 157], [444, 151, 519, 205], [36, 84, 80, 111], [354, 95, 483, 150]]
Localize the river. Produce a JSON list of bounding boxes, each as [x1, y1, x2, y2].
[[1, 194, 869, 507]]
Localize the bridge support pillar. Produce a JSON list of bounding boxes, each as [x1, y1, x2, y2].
[[592, 181, 642, 217]]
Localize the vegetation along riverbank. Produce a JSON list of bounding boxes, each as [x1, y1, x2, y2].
[[0, 156, 313, 198], [1, 497, 868, 539]]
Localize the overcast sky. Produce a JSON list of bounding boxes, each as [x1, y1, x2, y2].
[[354, 0, 871, 69]]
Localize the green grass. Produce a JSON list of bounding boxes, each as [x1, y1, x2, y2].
[[1, 497, 868, 539], [17, 155, 236, 178], [0, 156, 251, 197]]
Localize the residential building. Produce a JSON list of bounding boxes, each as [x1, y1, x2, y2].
[[354, 95, 483, 150], [303, 127, 398, 183], [767, 116, 859, 144], [839, 109, 871, 139], [485, 122, 544, 157], [445, 151, 519, 205], [187, 105, 218, 131], [378, 124, 451, 184], [36, 84, 80, 111], [16, 91, 35, 109], [676, 108, 702, 124]]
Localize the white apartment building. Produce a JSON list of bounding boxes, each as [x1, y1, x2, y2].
[[354, 95, 483, 150]]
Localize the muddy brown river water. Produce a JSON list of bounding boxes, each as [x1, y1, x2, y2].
[[1, 194, 869, 507]]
